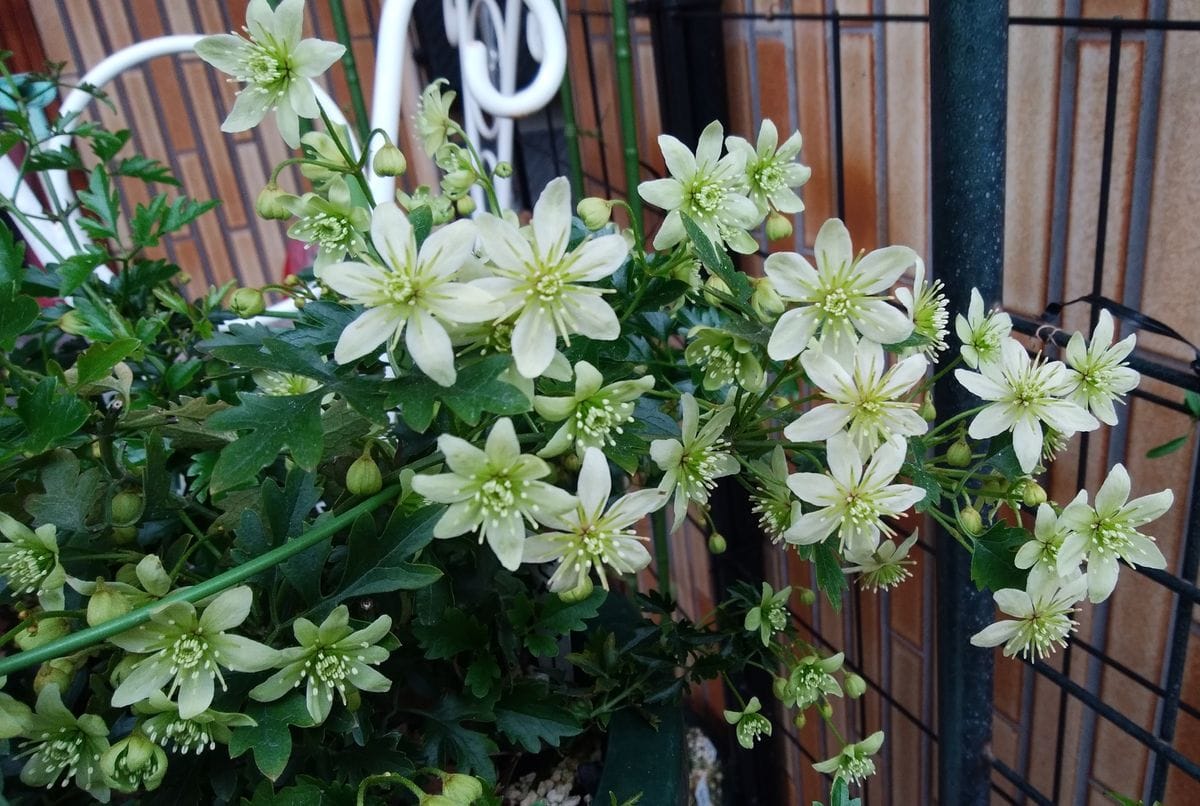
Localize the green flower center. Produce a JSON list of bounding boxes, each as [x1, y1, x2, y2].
[[1015, 608, 1073, 659], [296, 213, 352, 251], [735, 714, 771, 747], [753, 161, 786, 193], [819, 287, 853, 318], [147, 718, 213, 754], [1, 545, 53, 594], [862, 562, 911, 591], [573, 398, 629, 447], [170, 633, 212, 672], [679, 442, 730, 498], [475, 474, 520, 521], [838, 752, 877, 784], [382, 272, 419, 306], [694, 342, 737, 386], [751, 492, 791, 540], [689, 178, 725, 214], [1089, 516, 1136, 558], [32, 728, 85, 784], [843, 494, 878, 526], [528, 266, 564, 302], [311, 650, 352, 688]]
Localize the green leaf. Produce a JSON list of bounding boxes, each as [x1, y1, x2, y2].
[[495, 682, 584, 752], [813, 538, 847, 611], [55, 249, 109, 295], [73, 337, 140, 387], [24, 449, 103, 532], [1185, 390, 1200, 420], [114, 154, 179, 185], [902, 459, 942, 512], [320, 505, 443, 615], [206, 392, 325, 493], [76, 166, 121, 240], [89, 129, 131, 162], [16, 377, 90, 452], [410, 205, 433, 247], [1146, 435, 1189, 459], [393, 354, 530, 432], [508, 588, 606, 658], [465, 654, 501, 698], [413, 607, 488, 660], [970, 522, 1030, 592], [228, 697, 316, 781], [418, 695, 498, 780], [0, 283, 38, 351], [680, 212, 752, 300], [0, 222, 27, 282]]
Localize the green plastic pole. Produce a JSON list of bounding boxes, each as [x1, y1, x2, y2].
[[558, 9, 586, 200], [0, 485, 402, 677], [329, 0, 372, 144], [610, 0, 642, 221]]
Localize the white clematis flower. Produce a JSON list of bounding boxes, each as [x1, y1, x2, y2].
[[896, 258, 949, 357], [0, 513, 66, 611], [747, 446, 802, 543], [639, 121, 761, 254], [1056, 463, 1173, 603], [784, 338, 928, 457], [410, 418, 577, 570], [475, 177, 628, 379], [954, 338, 1099, 473], [534, 361, 654, 458], [523, 448, 666, 592], [725, 119, 812, 216], [1014, 503, 1074, 591], [195, 0, 345, 148], [650, 394, 739, 530], [324, 204, 498, 385], [812, 731, 885, 785], [843, 531, 920, 592], [1064, 309, 1139, 426], [765, 218, 917, 363], [970, 573, 1087, 659], [784, 432, 924, 559], [955, 288, 1012, 369]]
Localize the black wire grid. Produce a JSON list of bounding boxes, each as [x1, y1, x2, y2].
[[552, 3, 1200, 804]]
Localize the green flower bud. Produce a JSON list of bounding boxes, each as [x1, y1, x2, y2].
[[494, 161, 513, 178], [347, 453, 383, 496], [702, 273, 731, 306], [765, 211, 793, 241], [818, 701, 834, 719], [440, 773, 485, 804], [946, 438, 972, 467], [87, 580, 132, 626], [230, 287, 266, 318], [441, 169, 477, 196], [844, 673, 867, 699], [372, 143, 408, 177], [793, 712, 807, 730], [33, 658, 76, 696], [708, 533, 727, 554], [1022, 480, 1048, 507], [918, 397, 937, 421], [798, 588, 817, 607], [58, 310, 87, 336], [561, 453, 582, 473], [772, 676, 789, 700], [558, 575, 594, 604], [15, 616, 71, 651], [110, 490, 143, 526], [101, 731, 168, 793], [455, 195, 477, 217], [111, 525, 138, 545], [577, 197, 614, 230], [750, 276, 785, 321], [255, 182, 292, 220], [958, 506, 983, 535]]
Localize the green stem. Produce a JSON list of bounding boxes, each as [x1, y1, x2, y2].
[[328, 0, 371, 144], [610, 0, 642, 223], [557, 38, 586, 201], [317, 104, 376, 208], [0, 610, 84, 649], [0, 485, 403, 676], [651, 506, 670, 601], [927, 404, 986, 439]]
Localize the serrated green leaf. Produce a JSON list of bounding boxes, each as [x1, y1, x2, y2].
[[495, 682, 583, 752], [16, 377, 90, 452], [680, 212, 752, 300], [0, 284, 38, 351], [24, 449, 103, 532], [970, 522, 1030, 592], [89, 129, 131, 162], [410, 205, 433, 247], [73, 337, 140, 387], [55, 249, 108, 295], [418, 695, 498, 780], [76, 166, 120, 240], [813, 538, 847, 610], [413, 607, 488, 660], [0, 221, 27, 282], [228, 697, 316, 781], [465, 654, 501, 698], [394, 354, 529, 431], [206, 392, 325, 492], [115, 154, 179, 185]]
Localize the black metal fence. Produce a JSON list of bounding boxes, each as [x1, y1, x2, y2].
[[556, 1, 1200, 804]]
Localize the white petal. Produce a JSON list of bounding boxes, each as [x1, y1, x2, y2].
[[405, 310, 457, 387], [855, 246, 917, 293], [768, 307, 820, 361], [970, 621, 1021, 648], [639, 178, 685, 210], [562, 293, 620, 340], [576, 448, 613, 516], [512, 306, 558, 378], [567, 234, 628, 282], [334, 305, 402, 364], [814, 218, 853, 271], [532, 177, 572, 265], [1094, 463, 1131, 515], [764, 252, 819, 300], [658, 133, 697, 179], [418, 218, 475, 279], [476, 213, 536, 272], [783, 405, 853, 443], [852, 299, 915, 345]]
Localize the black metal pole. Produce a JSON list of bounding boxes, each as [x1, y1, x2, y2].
[[929, 3, 1008, 804]]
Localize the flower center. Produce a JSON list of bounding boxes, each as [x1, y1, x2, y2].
[[1089, 516, 1135, 557], [695, 343, 737, 387], [528, 265, 564, 302], [863, 562, 911, 591], [475, 474, 519, 522], [32, 728, 84, 783], [840, 752, 877, 784], [1, 546, 53, 594], [148, 718, 214, 754], [689, 178, 725, 214], [243, 44, 286, 88], [382, 272, 419, 306], [312, 650, 352, 688], [753, 161, 786, 193], [1017, 608, 1074, 658], [296, 213, 352, 251], [574, 398, 629, 447], [819, 287, 853, 318], [843, 494, 877, 526], [751, 493, 791, 541], [679, 442, 731, 497], [169, 633, 211, 672]]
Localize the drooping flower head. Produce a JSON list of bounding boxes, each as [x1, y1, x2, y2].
[[684, 325, 766, 392], [135, 691, 256, 755], [723, 696, 773, 749], [785, 338, 928, 458], [747, 446, 802, 543], [324, 204, 497, 385], [283, 177, 370, 272], [844, 531, 920, 592], [1064, 309, 1139, 426], [639, 121, 761, 254], [650, 394, 739, 530], [0, 512, 66, 610], [250, 606, 393, 723], [725, 119, 812, 216], [743, 582, 792, 647], [896, 258, 949, 357], [100, 730, 168, 793], [813, 731, 885, 785], [109, 586, 278, 719], [783, 652, 844, 709], [414, 78, 458, 156], [785, 432, 924, 560], [955, 288, 1012, 369], [1056, 463, 1173, 603], [970, 574, 1087, 659], [955, 337, 1099, 473], [475, 177, 628, 379], [411, 418, 577, 570], [1014, 504, 1072, 591], [766, 219, 917, 363], [534, 361, 655, 458], [523, 448, 665, 592], [195, 0, 346, 147]]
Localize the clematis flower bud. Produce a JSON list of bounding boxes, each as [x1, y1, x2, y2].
[[87, 580, 132, 626], [765, 211, 793, 241], [750, 276, 785, 321], [946, 438, 972, 467], [255, 182, 292, 220], [558, 576, 594, 603], [958, 506, 983, 535], [844, 673, 867, 699], [347, 453, 383, 496], [110, 491, 142, 526], [33, 658, 76, 696], [101, 731, 168, 792], [440, 773, 485, 804], [1022, 480, 1048, 507], [230, 288, 266, 318], [577, 197, 613, 230], [455, 195, 477, 217], [708, 533, 727, 554], [372, 143, 408, 177], [494, 161, 513, 178]]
